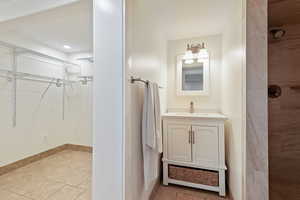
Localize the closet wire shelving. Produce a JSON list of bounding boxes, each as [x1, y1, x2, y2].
[[0, 41, 93, 127]]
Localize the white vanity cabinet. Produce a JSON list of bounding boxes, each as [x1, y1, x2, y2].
[[166, 124, 192, 162], [162, 113, 227, 196]]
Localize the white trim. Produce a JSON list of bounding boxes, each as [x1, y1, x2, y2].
[[163, 163, 226, 197], [169, 178, 220, 192], [162, 159, 227, 171], [242, 1, 247, 199], [93, 0, 124, 200], [122, 0, 126, 198]]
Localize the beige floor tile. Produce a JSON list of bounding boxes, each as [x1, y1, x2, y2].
[[78, 178, 92, 189], [22, 179, 65, 200], [76, 188, 91, 200], [0, 169, 43, 192], [0, 151, 92, 200], [0, 173, 19, 190], [0, 189, 31, 200], [47, 185, 84, 200], [46, 167, 90, 186]]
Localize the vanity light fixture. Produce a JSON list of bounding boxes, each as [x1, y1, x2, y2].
[[183, 45, 194, 64], [197, 43, 209, 62], [63, 45, 71, 49], [183, 43, 208, 64]]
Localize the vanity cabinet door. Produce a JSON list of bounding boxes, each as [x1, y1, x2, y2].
[[167, 124, 192, 162], [192, 126, 219, 168]]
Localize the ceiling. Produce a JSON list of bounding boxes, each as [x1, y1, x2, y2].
[[131, 0, 231, 41], [0, 0, 80, 22], [269, 0, 300, 27], [0, 0, 93, 54]]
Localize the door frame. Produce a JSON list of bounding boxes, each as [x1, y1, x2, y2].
[[92, 0, 269, 199], [93, 0, 125, 200]]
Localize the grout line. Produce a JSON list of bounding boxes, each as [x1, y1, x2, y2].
[[44, 184, 69, 200], [0, 151, 92, 200], [43, 185, 66, 200], [73, 189, 86, 200], [1, 189, 35, 200]]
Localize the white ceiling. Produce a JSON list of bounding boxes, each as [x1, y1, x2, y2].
[[131, 0, 230, 41], [0, 0, 93, 54], [0, 0, 80, 22], [0, 0, 231, 55]]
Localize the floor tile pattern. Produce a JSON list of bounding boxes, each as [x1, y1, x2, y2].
[[0, 150, 92, 200]]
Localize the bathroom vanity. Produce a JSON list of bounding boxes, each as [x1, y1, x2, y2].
[[162, 112, 227, 196]]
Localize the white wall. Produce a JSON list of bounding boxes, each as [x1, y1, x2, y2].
[[0, 42, 92, 167], [67, 54, 93, 147], [221, 1, 245, 200], [125, 0, 245, 200], [125, 0, 167, 200], [167, 35, 222, 113]]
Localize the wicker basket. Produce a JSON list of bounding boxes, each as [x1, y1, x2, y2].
[[168, 165, 219, 186]]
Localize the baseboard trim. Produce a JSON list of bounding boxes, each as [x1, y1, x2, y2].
[[0, 144, 92, 176], [66, 144, 93, 153]]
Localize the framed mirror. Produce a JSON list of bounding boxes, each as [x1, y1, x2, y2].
[[176, 55, 210, 96]]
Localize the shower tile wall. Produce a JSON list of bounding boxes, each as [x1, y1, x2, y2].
[[246, 0, 268, 199], [269, 24, 300, 200]]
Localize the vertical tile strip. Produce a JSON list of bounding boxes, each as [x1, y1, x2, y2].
[[246, 0, 269, 199]]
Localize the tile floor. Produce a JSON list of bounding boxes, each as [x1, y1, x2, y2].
[[152, 184, 231, 200], [0, 150, 92, 200], [0, 151, 232, 200]]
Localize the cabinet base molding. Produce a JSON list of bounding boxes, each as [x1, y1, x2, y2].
[[168, 165, 219, 186], [163, 161, 226, 196]]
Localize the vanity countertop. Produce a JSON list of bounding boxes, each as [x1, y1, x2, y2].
[[162, 112, 227, 120]]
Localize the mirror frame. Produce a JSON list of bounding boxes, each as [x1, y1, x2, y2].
[[176, 54, 210, 96]]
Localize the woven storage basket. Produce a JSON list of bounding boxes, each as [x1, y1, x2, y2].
[[168, 165, 219, 186]]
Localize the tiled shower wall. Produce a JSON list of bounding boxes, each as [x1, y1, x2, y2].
[[268, 24, 300, 200]]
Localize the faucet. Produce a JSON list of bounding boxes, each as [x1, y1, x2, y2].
[[189, 101, 194, 113]]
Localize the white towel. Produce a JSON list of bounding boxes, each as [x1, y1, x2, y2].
[[153, 84, 162, 153], [142, 82, 162, 189]]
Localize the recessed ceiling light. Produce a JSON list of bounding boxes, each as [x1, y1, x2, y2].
[[63, 45, 71, 49]]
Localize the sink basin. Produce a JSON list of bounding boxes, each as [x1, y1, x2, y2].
[[162, 112, 227, 120]]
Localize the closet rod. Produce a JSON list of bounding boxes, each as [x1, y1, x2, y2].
[[0, 69, 77, 84], [0, 74, 68, 85], [0, 41, 80, 67]]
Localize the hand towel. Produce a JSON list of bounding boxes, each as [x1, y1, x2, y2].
[[142, 82, 162, 189]]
